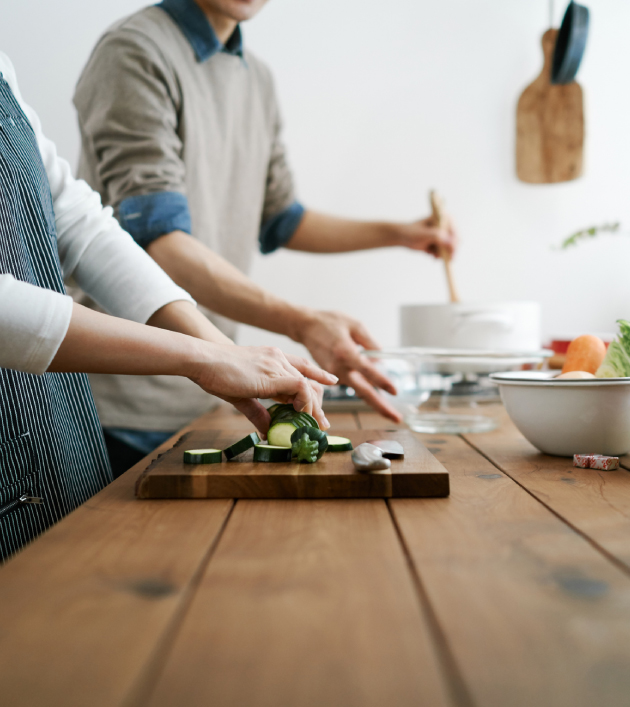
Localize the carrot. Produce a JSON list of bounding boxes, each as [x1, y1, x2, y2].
[[561, 335, 607, 375]]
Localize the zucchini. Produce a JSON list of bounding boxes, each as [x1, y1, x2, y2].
[[267, 422, 301, 448], [272, 408, 318, 428], [183, 449, 222, 464], [326, 435, 353, 452], [253, 444, 292, 462], [267, 411, 320, 448], [268, 403, 294, 421], [223, 432, 260, 460], [291, 426, 328, 463], [295, 411, 319, 429]]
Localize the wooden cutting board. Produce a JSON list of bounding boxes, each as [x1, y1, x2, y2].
[[135, 429, 449, 499], [516, 29, 584, 184]]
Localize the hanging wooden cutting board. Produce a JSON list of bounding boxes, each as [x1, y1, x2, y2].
[[516, 29, 584, 184], [135, 429, 449, 499]]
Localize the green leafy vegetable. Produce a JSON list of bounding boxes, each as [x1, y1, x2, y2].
[[559, 222, 621, 250], [596, 320, 630, 378], [291, 426, 328, 463]]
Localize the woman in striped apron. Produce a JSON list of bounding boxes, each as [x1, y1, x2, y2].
[[0, 53, 333, 561]]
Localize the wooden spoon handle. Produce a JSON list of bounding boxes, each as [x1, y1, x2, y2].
[[430, 190, 460, 303]]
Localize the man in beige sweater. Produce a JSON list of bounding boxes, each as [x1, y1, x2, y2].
[[74, 0, 456, 475]]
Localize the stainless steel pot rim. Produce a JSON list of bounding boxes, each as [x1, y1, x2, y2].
[[490, 371, 630, 386]]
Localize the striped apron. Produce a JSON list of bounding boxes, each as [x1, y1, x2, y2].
[[0, 74, 112, 561]]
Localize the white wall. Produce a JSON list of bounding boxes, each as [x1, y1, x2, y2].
[[3, 0, 630, 355]]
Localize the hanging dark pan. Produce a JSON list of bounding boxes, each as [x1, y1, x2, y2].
[[551, 1, 590, 85]]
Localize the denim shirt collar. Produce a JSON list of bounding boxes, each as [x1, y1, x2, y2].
[[157, 0, 243, 62]]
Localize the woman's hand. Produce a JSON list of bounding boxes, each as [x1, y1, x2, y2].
[[187, 343, 337, 434], [50, 304, 337, 436]]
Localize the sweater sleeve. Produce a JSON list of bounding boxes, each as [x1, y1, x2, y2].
[[0, 275, 72, 375], [0, 51, 195, 325]]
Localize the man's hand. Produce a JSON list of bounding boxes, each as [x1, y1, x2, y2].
[[295, 311, 402, 423], [187, 343, 337, 434], [396, 215, 458, 259]]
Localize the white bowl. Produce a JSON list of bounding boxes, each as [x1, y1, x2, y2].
[[490, 371, 630, 457]]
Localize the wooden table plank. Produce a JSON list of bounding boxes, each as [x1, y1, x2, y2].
[[462, 411, 630, 571], [357, 411, 405, 430], [391, 431, 630, 707], [0, 414, 232, 707], [141, 499, 453, 707]]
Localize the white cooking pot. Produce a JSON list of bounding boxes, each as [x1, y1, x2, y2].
[[400, 301, 541, 351]]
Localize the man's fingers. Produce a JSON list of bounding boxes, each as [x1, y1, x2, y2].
[[349, 322, 380, 351], [340, 350, 397, 396], [439, 231, 456, 258], [231, 398, 272, 436], [346, 371, 403, 423]]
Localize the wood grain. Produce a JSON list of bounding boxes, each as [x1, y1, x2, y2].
[[136, 429, 449, 499], [357, 411, 406, 430], [516, 29, 584, 184], [392, 432, 630, 707], [462, 414, 630, 572], [143, 499, 452, 707], [0, 437, 231, 707]]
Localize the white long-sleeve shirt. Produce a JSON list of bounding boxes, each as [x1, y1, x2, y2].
[[0, 51, 194, 375]]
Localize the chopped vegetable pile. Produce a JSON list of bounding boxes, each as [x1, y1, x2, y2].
[[184, 404, 379, 467]]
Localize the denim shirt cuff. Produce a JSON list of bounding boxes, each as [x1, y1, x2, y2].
[[118, 191, 192, 248], [259, 202, 305, 255]]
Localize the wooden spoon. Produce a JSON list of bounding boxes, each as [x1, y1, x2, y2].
[[430, 190, 459, 303]]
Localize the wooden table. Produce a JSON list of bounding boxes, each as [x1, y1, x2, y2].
[[1, 405, 630, 707]]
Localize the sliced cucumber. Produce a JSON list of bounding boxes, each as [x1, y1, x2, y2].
[[267, 422, 300, 448], [184, 449, 222, 464], [272, 409, 318, 429], [326, 436, 353, 452], [223, 432, 260, 460], [267, 407, 320, 448], [296, 411, 319, 429], [253, 444, 292, 462], [268, 403, 294, 421]]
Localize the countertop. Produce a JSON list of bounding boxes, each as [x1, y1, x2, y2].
[[1, 404, 630, 706]]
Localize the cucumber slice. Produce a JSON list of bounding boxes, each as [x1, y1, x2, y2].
[[267, 422, 299, 448], [296, 412, 319, 429], [268, 403, 294, 421], [223, 432, 260, 460], [253, 445, 292, 462], [326, 436, 353, 452], [183, 449, 222, 464], [267, 408, 320, 448], [271, 409, 319, 430]]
